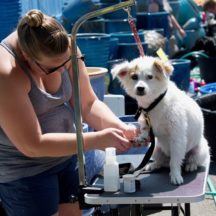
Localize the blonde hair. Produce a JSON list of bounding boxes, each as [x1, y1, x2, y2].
[[17, 10, 69, 60]]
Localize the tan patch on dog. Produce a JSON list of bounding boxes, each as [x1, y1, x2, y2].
[[163, 64, 173, 75], [154, 59, 164, 80], [129, 64, 140, 75], [154, 59, 164, 73], [154, 59, 172, 76], [155, 74, 162, 81]]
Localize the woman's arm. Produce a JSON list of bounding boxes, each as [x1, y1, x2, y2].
[[0, 55, 132, 158], [170, 14, 186, 37], [0, 73, 131, 157], [68, 47, 136, 138]]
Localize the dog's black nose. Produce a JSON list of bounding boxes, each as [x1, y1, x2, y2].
[[136, 86, 145, 95]]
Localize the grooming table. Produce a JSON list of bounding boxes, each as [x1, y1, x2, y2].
[[85, 155, 209, 216]]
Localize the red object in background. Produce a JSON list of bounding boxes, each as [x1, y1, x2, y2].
[[201, 12, 207, 24], [200, 79, 206, 86]]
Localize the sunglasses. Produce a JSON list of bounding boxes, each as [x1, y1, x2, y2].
[[34, 56, 71, 75]]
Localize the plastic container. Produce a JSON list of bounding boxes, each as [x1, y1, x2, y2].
[[62, 0, 97, 25], [169, 0, 181, 19], [144, 28, 165, 36], [104, 18, 136, 33], [170, 59, 191, 91], [103, 147, 120, 192], [77, 18, 105, 33], [87, 67, 108, 101], [183, 17, 200, 30], [177, 0, 201, 26], [0, 0, 22, 41], [182, 29, 205, 50], [109, 37, 119, 60], [136, 12, 170, 38], [199, 83, 216, 95], [110, 30, 145, 43], [196, 93, 216, 161], [118, 42, 148, 61], [77, 33, 110, 68], [198, 57, 216, 84]]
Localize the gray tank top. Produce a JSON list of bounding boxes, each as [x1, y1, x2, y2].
[[0, 41, 76, 183]]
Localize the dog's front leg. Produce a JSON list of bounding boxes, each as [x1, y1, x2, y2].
[[134, 126, 150, 145], [169, 136, 187, 185], [145, 141, 169, 171], [133, 115, 151, 145]]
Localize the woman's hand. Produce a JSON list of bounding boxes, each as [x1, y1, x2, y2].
[[179, 28, 186, 38], [95, 128, 133, 153], [120, 123, 151, 147], [121, 123, 138, 140]]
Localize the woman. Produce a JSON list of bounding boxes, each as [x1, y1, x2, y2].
[[0, 10, 136, 216]]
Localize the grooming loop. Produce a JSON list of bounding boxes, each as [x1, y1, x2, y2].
[[144, 113, 151, 128], [124, 7, 145, 57]]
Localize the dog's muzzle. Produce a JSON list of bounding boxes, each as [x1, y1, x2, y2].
[[136, 86, 146, 96]]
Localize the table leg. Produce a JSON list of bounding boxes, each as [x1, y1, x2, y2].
[[109, 207, 119, 216], [185, 203, 191, 216], [130, 204, 142, 215], [171, 204, 180, 216]]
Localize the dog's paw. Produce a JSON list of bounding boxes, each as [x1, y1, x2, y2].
[[133, 135, 150, 147], [185, 154, 199, 172], [185, 163, 198, 172], [170, 172, 184, 185]]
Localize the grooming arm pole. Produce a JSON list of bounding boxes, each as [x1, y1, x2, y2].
[[70, 0, 136, 187]]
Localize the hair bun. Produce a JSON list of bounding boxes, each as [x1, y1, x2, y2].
[[24, 9, 44, 27]]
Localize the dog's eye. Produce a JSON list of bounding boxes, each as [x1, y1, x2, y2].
[[147, 75, 153, 80], [131, 74, 138, 80]]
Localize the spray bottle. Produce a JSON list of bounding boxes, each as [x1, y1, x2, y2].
[[103, 147, 120, 192]]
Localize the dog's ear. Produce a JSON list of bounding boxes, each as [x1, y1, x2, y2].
[[163, 61, 174, 75], [154, 59, 173, 77], [111, 61, 130, 79]]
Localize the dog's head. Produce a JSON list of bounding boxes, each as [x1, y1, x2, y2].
[[111, 56, 173, 102]]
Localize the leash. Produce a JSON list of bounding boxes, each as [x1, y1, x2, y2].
[[119, 8, 167, 177], [124, 7, 145, 57], [135, 90, 167, 119], [127, 90, 168, 177]]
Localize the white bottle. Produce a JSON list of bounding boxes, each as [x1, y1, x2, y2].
[[103, 147, 120, 192]]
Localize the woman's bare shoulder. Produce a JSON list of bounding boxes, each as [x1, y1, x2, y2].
[[0, 47, 30, 93]]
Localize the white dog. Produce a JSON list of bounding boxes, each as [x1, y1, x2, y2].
[[111, 56, 210, 185]]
